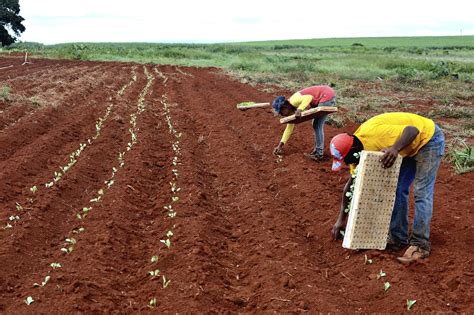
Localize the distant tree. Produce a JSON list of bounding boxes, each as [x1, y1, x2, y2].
[[0, 0, 26, 47]]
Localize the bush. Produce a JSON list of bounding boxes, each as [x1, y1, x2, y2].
[[0, 85, 11, 101], [448, 140, 474, 174]]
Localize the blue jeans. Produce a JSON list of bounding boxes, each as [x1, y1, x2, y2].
[[389, 125, 445, 251], [311, 97, 336, 156]]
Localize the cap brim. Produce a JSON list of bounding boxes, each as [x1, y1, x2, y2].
[[331, 159, 344, 171]]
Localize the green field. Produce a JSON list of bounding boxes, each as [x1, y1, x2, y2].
[[4, 36, 474, 84], [3, 36, 473, 171]]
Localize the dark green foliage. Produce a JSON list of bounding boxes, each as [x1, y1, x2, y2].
[[0, 0, 25, 46], [429, 61, 455, 79]]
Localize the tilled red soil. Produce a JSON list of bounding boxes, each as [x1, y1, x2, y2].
[[0, 55, 473, 314]]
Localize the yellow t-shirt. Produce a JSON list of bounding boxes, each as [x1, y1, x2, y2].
[[280, 92, 312, 143], [354, 112, 435, 157]]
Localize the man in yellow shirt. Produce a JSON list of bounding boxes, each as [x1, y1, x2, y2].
[[329, 112, 445, 263], [272, 85, 336, 161]]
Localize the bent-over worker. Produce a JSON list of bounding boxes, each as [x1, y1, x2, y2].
[[272, 85, 336, 161], [329, 112, 444, 263]]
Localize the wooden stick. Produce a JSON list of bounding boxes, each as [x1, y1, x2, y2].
[[280, 106, 338, 124], [22, 51, 32, 65]]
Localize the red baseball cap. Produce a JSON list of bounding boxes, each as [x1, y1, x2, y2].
[[330, 133, 354, 171]]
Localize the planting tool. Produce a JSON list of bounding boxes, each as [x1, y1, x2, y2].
[[280, 106, 337, 124], [236, 102, 270, 110]]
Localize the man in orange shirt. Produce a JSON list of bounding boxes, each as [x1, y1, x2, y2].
[[329, 112, 445, 263], [272, 85, 336, 161]]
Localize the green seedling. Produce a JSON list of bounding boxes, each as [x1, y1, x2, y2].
[[166, 231, 174, 238], [172, 196, 179, 202], [4, 223, 12, 229], [61, 247, 73, 254], [377, 270, 386, 279], [151, 255, 158, 263], [148, 269, 160, 278], [24, 296, 34, 305], [9, 215, 20, 221], [90, 196, 101, 203], [170, 182, 180, 193], [33, 275, 50, 288], [364, 254, 373, 264], [406, 299, 416, 310], [168, 212, 177, 218], [148, 297, 157, 308], [160, 239, 171, 248], [50, 262, 62, 269], [15, 203, 23, 211], [30, 186, 38, 194], [72, 227, 85, 234], [162, 275, 171, 288], [65, 238, 77, 245], [384, 282, 391, 292]]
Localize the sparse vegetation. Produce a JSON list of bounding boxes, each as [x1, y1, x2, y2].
[[0, 85, 11, 101], [448, 140, 474, 174]]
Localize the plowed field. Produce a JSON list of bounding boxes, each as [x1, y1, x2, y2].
[[0, 55, 473, 313]]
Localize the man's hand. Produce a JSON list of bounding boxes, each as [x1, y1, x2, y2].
[[380, 147, 399, 168], [331, 219, 345, 240], [294, 109, 302, 118], [273, 143, 284, 155]]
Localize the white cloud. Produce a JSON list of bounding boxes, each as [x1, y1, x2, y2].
[[18, 0, 474, 44]]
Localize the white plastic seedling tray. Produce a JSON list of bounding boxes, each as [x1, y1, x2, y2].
[[343, 151, 402, 250]]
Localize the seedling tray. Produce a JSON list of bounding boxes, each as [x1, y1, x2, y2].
[[279, 106, 337, 124], [343, 151, 402, 250]]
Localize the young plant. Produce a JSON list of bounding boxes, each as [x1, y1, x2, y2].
[[148, 269, 160, 278], [162, 275, 171, 288], [30, 186, 38, 194], [148, 297, 157, 308], [50, 262, 62, 269], [377, 270, 386, 279], [384, 282, 391, 292], [160, 239, 171, 248], [24, 296, 34, 305], [151, 255, 158, 263], [33, 275, 50, 288], [364, 254, 373, 265], [406, 299, 416, 311]]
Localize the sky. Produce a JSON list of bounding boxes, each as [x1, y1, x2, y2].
[[17, 0, 474, 44]]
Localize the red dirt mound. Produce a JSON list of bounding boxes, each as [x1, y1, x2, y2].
[[0, 56, 472, 313]]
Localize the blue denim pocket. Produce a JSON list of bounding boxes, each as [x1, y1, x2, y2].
[[424, 125, 445, 157], [319, 96, 336, 106]]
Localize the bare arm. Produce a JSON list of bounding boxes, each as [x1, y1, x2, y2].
[[381, 126, 419, 168], [331, 175, 353, 239]]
